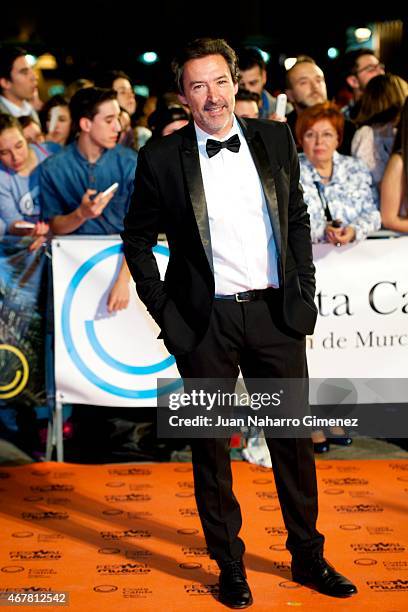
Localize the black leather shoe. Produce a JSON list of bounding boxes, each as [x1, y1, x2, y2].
[[313, 440, 330, 453], [329, 435, 353, 446], [218, 560, 253, 608], [291, 554, 357, 597]]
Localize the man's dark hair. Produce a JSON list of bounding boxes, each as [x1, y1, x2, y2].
[[0, 46, 27, 91], [18, 115, 40, 129], [172, 38, 239, 94], [235, 88, 260, 104], [97, 70, 132, 90], [285, 55, 317, 89], [69, 87, 117, 134], [238, 47, 266, 72], [342, 48, 378, 79]]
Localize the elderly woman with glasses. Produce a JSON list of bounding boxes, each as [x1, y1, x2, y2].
[[296, 101, 380, 246], [296, 102, 380, 453]]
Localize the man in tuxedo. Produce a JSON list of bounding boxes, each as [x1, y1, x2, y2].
[[122, 38, 357, 609]]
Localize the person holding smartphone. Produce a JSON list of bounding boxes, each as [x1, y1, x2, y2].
[[40, 86, 140, 465], [295, 102, 380, 453], [296, 102, 380, 246], [0, 113, 54, 250], [40, 87, 137, 312]]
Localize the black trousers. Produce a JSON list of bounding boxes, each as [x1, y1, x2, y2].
[[175, 292, 324, 565]]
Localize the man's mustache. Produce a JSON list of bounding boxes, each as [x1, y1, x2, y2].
[[204, 103, 226, 111]]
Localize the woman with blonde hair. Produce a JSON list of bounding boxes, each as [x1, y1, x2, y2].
[[351, 73, 408, 190]]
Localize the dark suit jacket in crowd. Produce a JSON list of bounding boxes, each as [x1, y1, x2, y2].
[[121, 117, 318, 356]]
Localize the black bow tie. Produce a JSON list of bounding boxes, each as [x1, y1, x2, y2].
[[206, 134, 241, 158]]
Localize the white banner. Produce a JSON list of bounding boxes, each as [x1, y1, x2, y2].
[[52, 237, 408, 406], [308, 238, 408, 378], [52, 237, 180, 406]]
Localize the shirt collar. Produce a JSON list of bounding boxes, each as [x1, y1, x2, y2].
[[0, 95, 34, 117], [301, 150, 341, 183], [194, 115, 240, 151], [72, 140, 110, 165]]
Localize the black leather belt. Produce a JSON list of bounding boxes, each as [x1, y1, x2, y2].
[[214, 288, 279, 302]]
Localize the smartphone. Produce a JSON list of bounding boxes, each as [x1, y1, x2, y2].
[[14, 221, 36, 229], [48, 106, 60, 133], [275, 93, 287, 118], [101, 182, 119, 198]]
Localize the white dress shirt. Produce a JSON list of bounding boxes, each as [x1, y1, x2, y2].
[[195, 116, 279, 295]]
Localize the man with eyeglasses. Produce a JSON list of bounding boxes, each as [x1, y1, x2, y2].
[[342, 49, 385, 120]]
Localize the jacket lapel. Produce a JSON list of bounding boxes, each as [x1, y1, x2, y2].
[[237, 117, 282, 258], [180, 122, 214, 273]]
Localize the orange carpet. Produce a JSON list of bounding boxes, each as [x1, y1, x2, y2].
[[0, 460, 407, 611]]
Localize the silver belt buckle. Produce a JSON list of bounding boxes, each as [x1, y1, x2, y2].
[[235, 292, 251, 302]]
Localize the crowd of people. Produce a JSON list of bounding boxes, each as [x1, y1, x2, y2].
[[1, 44, 407, 252], [0, 42, 407, 459]]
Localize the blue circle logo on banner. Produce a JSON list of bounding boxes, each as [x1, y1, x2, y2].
[[61, 243, 180, 398]]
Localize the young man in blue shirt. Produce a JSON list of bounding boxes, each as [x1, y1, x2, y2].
[[40, 87, 139, 463], [40, 87, 137, 311]]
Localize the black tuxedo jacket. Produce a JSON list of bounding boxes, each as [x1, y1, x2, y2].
[[122, 117, 318, 356]]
